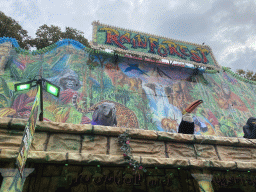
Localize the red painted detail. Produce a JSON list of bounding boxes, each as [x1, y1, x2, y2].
[[190, 50, 202, 62], [106, 32, 127, 49]]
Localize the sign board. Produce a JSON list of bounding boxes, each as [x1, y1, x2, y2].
[[91, 21, 221, 70], [16, 86, 40, 178]]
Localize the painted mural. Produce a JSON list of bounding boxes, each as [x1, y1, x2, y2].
[[0, 39, 256, 138]]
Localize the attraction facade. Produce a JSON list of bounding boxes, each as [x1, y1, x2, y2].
[[0, 21, 256, 192]]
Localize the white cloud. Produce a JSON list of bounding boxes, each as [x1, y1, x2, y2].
[[64, 0, 74, 7], [211, 11, 229, 23], [220, 43, 246, 62], [168, 0, 179, 9], [246, 36, 256, 50]]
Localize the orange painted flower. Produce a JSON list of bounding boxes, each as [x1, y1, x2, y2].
[[18, 55, 35, 65]]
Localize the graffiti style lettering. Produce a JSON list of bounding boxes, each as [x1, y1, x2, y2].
[[158, 44, 168, 57], [114, 172, 123, 185], [93, 175, 104, 185], [190, 50, 202, 63], [104, 175, 114, 184], [133, 173, 142, 185], [179, 45, 190, 57], [148, 37, 158, 54], [80, 173, 91, 184], [135, 35, 147, 48], [131, 38, 137, 48], [148, 178, 159, 187], [95, 23, 218, 67], [163, 41, 185, 59], [124, 177, 133, 185], [120, 33, 131, 44], [196, 47, 209, 64], [166, 178, 173, 186], [100, 27, 127, 49]]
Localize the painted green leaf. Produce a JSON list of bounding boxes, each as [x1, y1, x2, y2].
[[0, 94, 8, 105], [0, 77, 10, 98], [10, 65, 20, 81], [4, 56, 13, 70], [22, 61, 42, 80]]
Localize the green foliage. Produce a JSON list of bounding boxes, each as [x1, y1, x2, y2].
[[71, 54, 89, 79], [236, 69, 256, 81], [87, 53, 100, 70], [65, 107, 83, 124], [43, 102, 56, 122], [22, 60, 42, 80], [32, 24, 62, 49], [42, 61, 55, 78], [0, 77, 10, 98], [62, 27, 90, 47], [0, 94, 8, 108], [0, 12, 90, 55], [118, 130, 147, 172], [0, 77, 17, 108], [205, 69, 218, 74], [29, 24, 90, 50], [222, 67, 256, 85], [0, 11, 29, 49], [9, 65, 21, 81]]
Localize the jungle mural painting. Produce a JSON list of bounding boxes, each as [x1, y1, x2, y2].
[[0, 40, 256, 138]]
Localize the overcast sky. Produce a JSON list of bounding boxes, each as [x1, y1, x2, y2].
[[1, 0, 256, 72]]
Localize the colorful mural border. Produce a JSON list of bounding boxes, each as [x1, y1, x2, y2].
[[91, 21, 221, 71]]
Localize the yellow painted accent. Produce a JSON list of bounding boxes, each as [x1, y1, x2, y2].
[[162, 40, 178, 48], [100, 27, 119, 35]]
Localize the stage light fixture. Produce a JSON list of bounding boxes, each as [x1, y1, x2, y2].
[[45, 81, 60, 97], [15, 82, 31, 91]]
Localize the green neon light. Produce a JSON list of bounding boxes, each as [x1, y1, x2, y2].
[[16, 84, 31, 91], [46, 82, 60, 97]]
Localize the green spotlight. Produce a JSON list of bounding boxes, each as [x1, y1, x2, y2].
[[45, 81, 60, 97], [15, 82, 31, 91]]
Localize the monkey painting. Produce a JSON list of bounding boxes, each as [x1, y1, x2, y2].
[[212, 82, 248, 112], [47, 69, 82, 91], [243, 117, 256, 139]]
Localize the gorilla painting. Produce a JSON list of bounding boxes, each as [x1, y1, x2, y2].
[[47, 69, 82, 91], [91, 102, 117, 126], [243, 117, 256, 139]]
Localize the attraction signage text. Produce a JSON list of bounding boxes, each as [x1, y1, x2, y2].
[[92, 21, 220, 70], [16, 86, 40, 178]]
